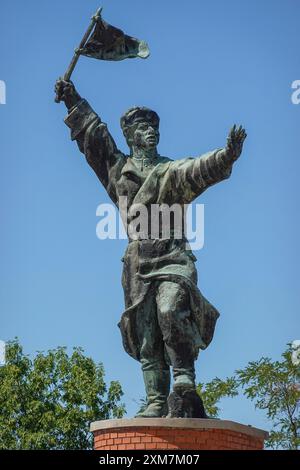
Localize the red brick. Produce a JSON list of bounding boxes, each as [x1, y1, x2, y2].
[[151, 436, 167, 443], [93, 424, 266, 451], [166, 443, 178, 449], [135, 443, 146, 450], [134, 431, 147, 437], [156, 443, 169, 450], [113, 438, 122, 445], [121, 437, 131, 444], [145, 443, 155, 449]]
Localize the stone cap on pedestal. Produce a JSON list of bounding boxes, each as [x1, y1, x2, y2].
[[91, 418, 269, 450], [91, 418, 268, 439]]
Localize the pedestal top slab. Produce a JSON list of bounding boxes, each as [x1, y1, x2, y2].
[[90, 418, 268, 440]]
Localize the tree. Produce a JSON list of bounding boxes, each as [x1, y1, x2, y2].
[[197, 344, 300, 450], [197, 377, 238, 418], [236, 344, 300, 450], [0, 339, 125, 450]]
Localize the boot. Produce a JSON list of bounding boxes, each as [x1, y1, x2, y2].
[[135, 369, 170, 418], [164, 342, 196, 393], [173, 366, 196, 392]]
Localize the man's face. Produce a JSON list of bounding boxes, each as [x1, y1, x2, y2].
[[131, 120, 160, 150]]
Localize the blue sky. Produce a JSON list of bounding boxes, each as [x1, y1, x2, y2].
[[0, 0, 299, 430]]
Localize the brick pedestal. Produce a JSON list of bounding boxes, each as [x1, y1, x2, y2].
[[91, 418, 268, 450]]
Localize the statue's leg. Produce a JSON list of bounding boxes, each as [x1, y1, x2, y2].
[[135, 290, 170, 418], [156, 281, 198, 392]]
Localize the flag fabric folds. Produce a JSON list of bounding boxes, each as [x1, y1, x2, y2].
[[80, 15, 150, 61]]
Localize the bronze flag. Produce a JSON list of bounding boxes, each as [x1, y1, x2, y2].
[[79, 15, 150, 61]]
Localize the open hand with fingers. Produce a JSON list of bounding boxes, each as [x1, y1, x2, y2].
[[225, 125, 247, 162]]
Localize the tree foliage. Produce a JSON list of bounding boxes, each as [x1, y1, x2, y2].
[[197, 344, 300, 450], [236, 344, 300, 450], [197, 377, 238, 418], [0, 339, 125, 449]]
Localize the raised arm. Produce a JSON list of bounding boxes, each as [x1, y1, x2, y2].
[[170, 125, 247, 204], [55, 79, 124, 202]]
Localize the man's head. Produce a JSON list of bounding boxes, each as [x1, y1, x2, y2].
[[120, 107, 160, 151]]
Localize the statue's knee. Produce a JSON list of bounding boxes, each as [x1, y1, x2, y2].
[[157, 294, 189, 321], [141, 358, 168, 371]]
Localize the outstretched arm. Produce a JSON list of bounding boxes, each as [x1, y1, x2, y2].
[[170, 125, 247, 203], [55, 79, 124, 201]]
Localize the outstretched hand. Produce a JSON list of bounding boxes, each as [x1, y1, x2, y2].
[[226, 125, 247, 161]]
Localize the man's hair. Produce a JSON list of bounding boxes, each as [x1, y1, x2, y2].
[[120, 106, 160, 141]]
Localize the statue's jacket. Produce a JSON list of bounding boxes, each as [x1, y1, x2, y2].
[[65, 99, 234, 362]]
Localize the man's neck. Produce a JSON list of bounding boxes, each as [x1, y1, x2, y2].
[[131, 146, 158, 161]]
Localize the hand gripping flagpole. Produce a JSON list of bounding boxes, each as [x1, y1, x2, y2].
[[55, 7, 102, 103]]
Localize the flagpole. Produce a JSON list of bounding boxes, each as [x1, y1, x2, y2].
[[55, 7, 102, 102]]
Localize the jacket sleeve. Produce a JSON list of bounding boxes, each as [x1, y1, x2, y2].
[[64, 99, 124, 202], [170, 149, 234, 204]]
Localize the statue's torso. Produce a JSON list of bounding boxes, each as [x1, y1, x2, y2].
[[116, 155, 171, 208]]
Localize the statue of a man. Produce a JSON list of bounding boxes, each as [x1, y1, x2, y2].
[[55, 79, 246, 418]]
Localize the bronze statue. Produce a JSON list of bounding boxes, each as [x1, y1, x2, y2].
[[55, 9, 246, 418]]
